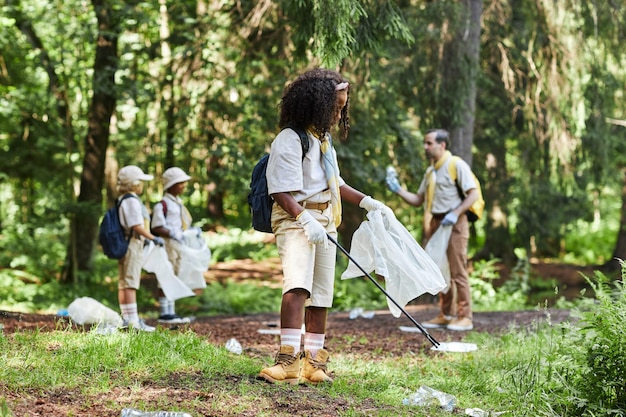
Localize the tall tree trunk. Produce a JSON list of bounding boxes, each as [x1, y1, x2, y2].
[[607, 167, 626, 272], [62, 0, 120, 281], [475, 145, 516, 263], [440, 0, 482, 165]]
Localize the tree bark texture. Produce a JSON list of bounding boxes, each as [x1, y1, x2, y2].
[[65, 0, 120, 278], [440, 0, 482, 166]]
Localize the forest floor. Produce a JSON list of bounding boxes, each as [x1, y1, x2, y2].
[[1, 259, 597, 416]]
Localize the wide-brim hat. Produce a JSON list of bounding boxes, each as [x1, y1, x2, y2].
[[118, 165, 153, 184], [163, 167, 192, 190]]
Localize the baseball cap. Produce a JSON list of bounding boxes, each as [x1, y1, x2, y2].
[[118, 165, 154, 184], [163, 167, 192, 190]]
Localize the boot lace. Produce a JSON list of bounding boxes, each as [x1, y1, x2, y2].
[[274, 351, 297, 366], [306, 354, 328, 372]]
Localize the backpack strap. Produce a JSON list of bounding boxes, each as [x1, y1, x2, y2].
[[284, 125, 309, 160], [117, 194, 137, 241], [161, 199, 168, 218], [448, 156, 466, 200]]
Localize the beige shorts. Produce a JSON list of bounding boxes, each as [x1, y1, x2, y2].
[[271, 202, 337, 308], [164, 238, 183, 275], [117, 238, 144, 290]]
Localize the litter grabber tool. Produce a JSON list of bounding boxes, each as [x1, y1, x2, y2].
[[327, 233, 441, 348]]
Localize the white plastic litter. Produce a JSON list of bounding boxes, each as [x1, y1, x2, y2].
[[257, 328, 281, 335], [225, 338, 243, 354], [121, 408, 192, 417], [143, 242, 195, 300], [67, 297, 123, 326], [341, 211, 446, 317], [178, 230, 211, 290], [93, 323, 119, 335], [424, 225, 453, 293], [348, 307, 375, 319], [431, 342, 478, 353], [403, 385, 456, 411], [257, 324, 305, 335], [465, 408, 509, 417]]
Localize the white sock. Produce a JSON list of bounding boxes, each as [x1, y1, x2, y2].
[[169, 300, 176, 316], [304, 332, 325, 358], [280, 328, 302, 353], [159, 297, 169, 316], [120, 303, 139, 322]]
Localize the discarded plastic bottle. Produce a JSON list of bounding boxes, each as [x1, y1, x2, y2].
[[225, 338, 243, 354], [349, 307, 364, 319], [120, 408, 192, 417], [402, 385, 456, 412]]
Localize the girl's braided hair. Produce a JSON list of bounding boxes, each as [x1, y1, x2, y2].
[[279, 68, 350, 140]]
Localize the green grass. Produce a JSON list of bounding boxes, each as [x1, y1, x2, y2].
[[1, 325, 536, 416], [2, 264, 625, 417]]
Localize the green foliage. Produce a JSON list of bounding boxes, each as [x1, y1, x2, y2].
[[470, 258, 528, 312], [554, 267, 626, 414], [206, 229, 279, 262], [179, 281, 282, 316]]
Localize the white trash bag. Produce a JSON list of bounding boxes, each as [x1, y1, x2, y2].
[[341, 210, 446, 317], [67, 296, 123, 326], [143, 242, 195, 300], [178, 229, 211, 290], [424, 225, 453, 293]]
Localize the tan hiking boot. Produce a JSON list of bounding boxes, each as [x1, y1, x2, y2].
[[421, 314, 453, 329], [300, 349, 333, 384], [447, 317, 473, 331], [257, 345, 302, 384]]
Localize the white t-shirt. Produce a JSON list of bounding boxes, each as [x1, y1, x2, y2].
[[417, 156, 477, 214], [266, 128, 345, 203], [151, 193, 190, 233], [118, 194, 149, 231]]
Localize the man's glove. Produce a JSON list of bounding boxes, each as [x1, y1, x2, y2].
[[152, 236, 165, 246], [359, 196, 395, 219], [441, 212, 459, 226], [297, 210, 328, 247], [189, 226, 202, 238], [385, 167, 401, 193]]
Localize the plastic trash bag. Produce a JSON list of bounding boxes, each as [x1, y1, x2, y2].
[[341, 211, 446, 317], [424, 225, 453, 293], [143, 242, 195, 300], [67, 296, 123, 326], [178, 229, 211, 290]]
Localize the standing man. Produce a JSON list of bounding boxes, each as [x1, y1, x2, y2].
[[386, 129, 479, 331], [258, 68, 394, 385]]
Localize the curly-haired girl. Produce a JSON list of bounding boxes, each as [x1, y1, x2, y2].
[[259, 68, 394, 385]]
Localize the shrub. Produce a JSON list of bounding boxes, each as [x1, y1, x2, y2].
[[550, 261, 626, 415]]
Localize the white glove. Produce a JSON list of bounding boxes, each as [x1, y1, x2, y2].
[[441, 212, 459, 226], [169, 230, 184, 242], [359, 196, 395, 219], [297, 210, 328, 248], [189, 226, 202, 237]]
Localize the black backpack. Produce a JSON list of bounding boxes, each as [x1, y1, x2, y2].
[[99, 194, 137, 259], [247, 127, 309, 233]]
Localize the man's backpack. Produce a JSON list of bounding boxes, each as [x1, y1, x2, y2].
[[248, 127, 309, 233], [448, 156, 485, 222], [99, 194, 137, 259]]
